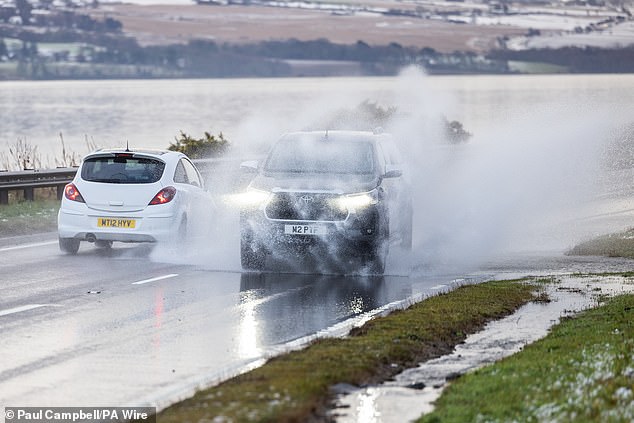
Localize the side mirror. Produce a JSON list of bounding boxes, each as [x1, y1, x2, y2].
[[240, 160, 259, 173], [383, 165, 402, 179]]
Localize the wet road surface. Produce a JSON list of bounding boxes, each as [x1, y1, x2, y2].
[[0, 227, 632, 412], [0, 234, 460, 410]]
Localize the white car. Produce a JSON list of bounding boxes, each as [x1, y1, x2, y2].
[[58, 148, 212, 254]]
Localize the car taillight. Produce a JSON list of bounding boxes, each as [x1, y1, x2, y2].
[[149, 186, 176, 205], [114, 153, 134, 159], [64, 183, 85, 203]]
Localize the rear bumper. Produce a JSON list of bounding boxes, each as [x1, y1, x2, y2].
[[57, 207, 179, 243]]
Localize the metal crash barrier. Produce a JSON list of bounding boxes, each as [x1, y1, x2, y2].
[[0, 168, 78, 205], [0, 157, 257, 204]]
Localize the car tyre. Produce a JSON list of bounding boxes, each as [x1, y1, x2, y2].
[[168, 216, 188, 250], [364, 241, 387, 274], [59, 237, 80, 255], [95, 240, 113, 250], [363, 216, 389, 274], [178, 216, 188, 242], [240, 230, 266, 270], [402, 204, 413, 250]]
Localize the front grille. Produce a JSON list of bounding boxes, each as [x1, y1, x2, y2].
[[265, 192, 348, 222]]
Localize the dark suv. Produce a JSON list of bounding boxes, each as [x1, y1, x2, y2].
[[239, 130, 412, 272]]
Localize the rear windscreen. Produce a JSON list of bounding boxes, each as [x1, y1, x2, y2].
[[81, 157, 165, 184]]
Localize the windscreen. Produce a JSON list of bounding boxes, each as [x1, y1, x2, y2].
[[264, 138, 376, 175], [81, 156, 165, 184]]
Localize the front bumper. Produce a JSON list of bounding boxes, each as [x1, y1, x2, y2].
[[241, 205, 384, 252]]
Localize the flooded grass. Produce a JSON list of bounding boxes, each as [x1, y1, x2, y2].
[[157, 280, 538, 422], [419, 292, 634, 423], [568, 228, 634, 259], [0, 200, 59, 237]]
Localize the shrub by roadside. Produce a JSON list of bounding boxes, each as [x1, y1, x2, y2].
[[168, 131, 229, 159]]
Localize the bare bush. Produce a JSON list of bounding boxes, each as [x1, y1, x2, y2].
[[4, 137, 43, 170], [54, 133, 80, 168]]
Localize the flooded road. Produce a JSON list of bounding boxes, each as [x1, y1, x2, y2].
[[1, 71, 632, 418], [1, 154, 633, 413], [0, 235, 458, 410], [0, 232, 632, 413]]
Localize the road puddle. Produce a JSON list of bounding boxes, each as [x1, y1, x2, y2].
[[331, 275, 634, 423]]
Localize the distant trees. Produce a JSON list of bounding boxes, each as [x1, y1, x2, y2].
[[315, 100, 472, 144], [0, 38, 7, 58], [231, 38, 412, 65], [488, 46, 634, 73], [34, 10, 123, 33], [15, 0, 32, 24], [20, 40, 37, 57]]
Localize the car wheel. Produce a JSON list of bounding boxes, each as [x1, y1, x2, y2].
[[95, 240, 113, 250], [240, 230, 266, 270], [59, 237, 80, 255], [364, 241, 387, 274], [362, 217, 388, 274], [175, 216, 188, 244], [402, 205, 413, 250]]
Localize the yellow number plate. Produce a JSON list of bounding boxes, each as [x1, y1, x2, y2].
[[97, 218, 136, 229]]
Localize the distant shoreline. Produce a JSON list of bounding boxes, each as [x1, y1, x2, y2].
[[1, 0, 632, 80]]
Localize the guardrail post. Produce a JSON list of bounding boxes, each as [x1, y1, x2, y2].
[[0, 189, 7, 205], [56, 184, 66, 200], [24, 187, 35, 202]]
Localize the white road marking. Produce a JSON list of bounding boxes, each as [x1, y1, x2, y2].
[[0, 241, 57, 253], [132, 273, 179, 285], [0, 304, 60, 317]]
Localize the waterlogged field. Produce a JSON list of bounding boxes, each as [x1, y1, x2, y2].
[[420, 286, 634, 423]]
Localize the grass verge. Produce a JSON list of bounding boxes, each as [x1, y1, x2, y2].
[[568, 228, 634, 259], [419, 293, 634, 423], [0, 200, 59, 237], [158, 280, 538, 422]]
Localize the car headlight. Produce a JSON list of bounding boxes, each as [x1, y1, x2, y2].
[[226, 188, 271, 208], [336, 189, 379, 211]]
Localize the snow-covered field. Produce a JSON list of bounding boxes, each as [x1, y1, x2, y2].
[[509, 20, 634, 50], [97, 0, 633, 51]]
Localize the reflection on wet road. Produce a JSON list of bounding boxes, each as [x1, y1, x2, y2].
[[0, 236, 453, 410], [0, 234, 632, 411]]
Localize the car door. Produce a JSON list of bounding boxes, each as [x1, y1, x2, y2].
[[176, 158, 215, 236], [378, 140, 411, 247]]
